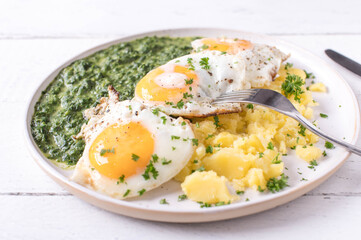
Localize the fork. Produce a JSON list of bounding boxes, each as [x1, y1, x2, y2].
[[213, 89, 361, 156]]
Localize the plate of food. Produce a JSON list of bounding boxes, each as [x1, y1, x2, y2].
[[25, 28, 360, 222]]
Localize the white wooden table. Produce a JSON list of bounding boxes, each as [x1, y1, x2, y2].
[[1, 0, 361, 239]]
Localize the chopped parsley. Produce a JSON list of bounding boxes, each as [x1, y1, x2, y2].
[[298, 123, 306, 136], [195, 166, 205, 172], [304, 70, 315, 79], [123, 189, 131, 197], [322, 150, 327, 157], [187, 58, 195, 70], [308, 160, 318, 169], [161, 157, 172, 165], [159, 198, 169, 204], [183, 92, 193, 99], [236, 190, 245, 195], [320, 113, 328, 118], [267, 142, 274, 150], [178, 194, 187, 201], [281, 74, 305, 103], [199, 57, 210, 70], [193, 159, 198, 164], [301, 178, 308, 181], [290, 146, 296, 150], [285, 62, 293, 70], [181, 121, 186, 126], [117, 175, 125, 184], [206, 145, 213, 154], [128, 105, 132, 110], [259, 152, 264, 158], [213, 115, 222, 128], [142, 156, 159, 180], [171, 135, 180, 140], [206, 134, 214, 139], [271, 153, 282, 164], [192, 138, 199, 146], [138, 189, 146, 196], [152, 108, 160, 116], [172, 146, 176, 151], [195, 122, 200, 128], [257, 186, 265, 192], [160, 116, 167, 124], [100, 148, 115, 156], [325, 141, 335, 149], [131, 153, 140, 162], [246, 103, 254, 109], [199, 202, 212, 208], [267, 174, 289, 193], [185, 78, 194, 85], [173, 99, 184, 109]]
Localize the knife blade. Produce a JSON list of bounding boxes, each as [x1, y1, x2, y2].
[[325, 49, 361, 77]]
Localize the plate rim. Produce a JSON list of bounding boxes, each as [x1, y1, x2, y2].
[[24, 27, 361, 222]]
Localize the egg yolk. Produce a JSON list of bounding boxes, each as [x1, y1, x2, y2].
[[89, 122, 154, 179], [135, 65, 198, 103], [201, 38, 252, 54]]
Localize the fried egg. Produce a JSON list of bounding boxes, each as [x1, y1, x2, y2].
[[71, 87, 195, 199], [192, 38, 289, 87], [135, 42, 288, 117]]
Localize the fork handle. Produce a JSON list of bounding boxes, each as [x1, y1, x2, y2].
[[294, 114, 361, 156]]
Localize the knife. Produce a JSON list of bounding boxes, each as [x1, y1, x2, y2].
[[325, 49, 361, 77]]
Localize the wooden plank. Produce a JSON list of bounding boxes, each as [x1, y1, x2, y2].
[[0, 0, 361, 38], [1, 194, 360, 239]]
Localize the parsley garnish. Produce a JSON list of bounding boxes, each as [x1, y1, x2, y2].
[[117, 175, 125, 185], [320, 113, 328, 118], [187, 58, 195, 70], [142, 157, 159, 180], [160, 198, 169, 204], [192, 138, 199, 146], [195, 122, 200, 128], [325, 141, 335, 149], [257, 186, 265, 192], [131, 153, 140, 162], [178, 194, 187, 201], [138, 189, 146, 196], [194, 166, 205, 172], [271, 153, 282, 164], [172, 146, 176, 151], [152, 108, 160, 116], [236, 190, 245, 195], [308, 160, 318, 169], [206, 145, 213, 154], [193, 159, 198, 164], [304, 70, 315, 79], [259, 152, 264, 158], [128, 105, 132, 110], [183, 92, 193, 99], [100, 148, 115, 156], [267, 142, 274, 150], [206, 134, 214, 139], [246, 104, 254, 109], [160, 116, 167, 124], [174, 99, 184, 109], [322, 150, 327, 157], [213, 115, 222, 128], [123, 189, 131, 197], [281, 74, 305, 103], [198, 202, 212, 208], [298, 123, 306, 136], [185, 78, 194, 85], [267, 174, 289, 193], [171, 135, 180, 140], [152, 154, 159, 162], [181, 121, 186, 126], [161, 157, 172, 165], [285, 62, 293, 70], [199, 57, 210, 70]]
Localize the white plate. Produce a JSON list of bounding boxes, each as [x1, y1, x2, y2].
[[25, 28, 360, 223]]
